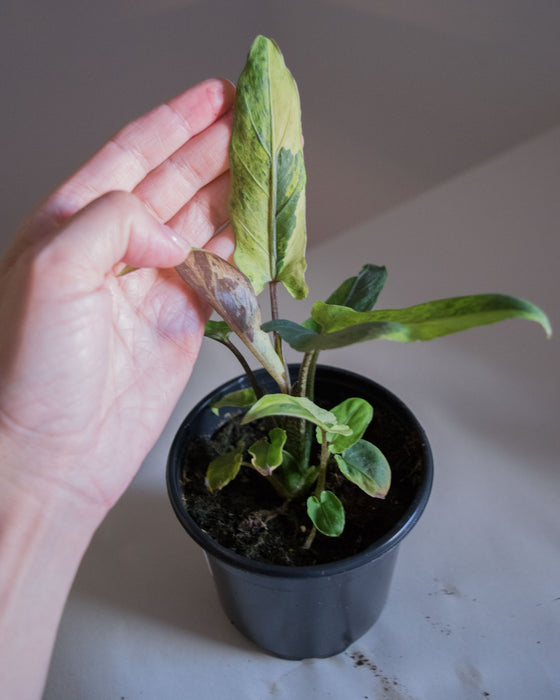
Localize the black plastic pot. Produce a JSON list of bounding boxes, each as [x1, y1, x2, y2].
[[167, 365, 433, 660]]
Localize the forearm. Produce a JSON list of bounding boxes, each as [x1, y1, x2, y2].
[[0, 447, 102, 699]]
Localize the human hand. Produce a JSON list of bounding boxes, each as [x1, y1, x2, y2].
[[0, 78, 235, 523]]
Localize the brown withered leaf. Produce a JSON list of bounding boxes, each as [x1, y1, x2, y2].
[[176, 249, 288, 391]]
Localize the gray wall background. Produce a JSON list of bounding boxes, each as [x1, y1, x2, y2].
[[2, 0, 560, 253]]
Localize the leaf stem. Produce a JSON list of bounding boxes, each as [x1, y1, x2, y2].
[[302, 525, 317, 550], [315, 429, 330, 497], [302, 429, 329, 550], [269, 281, 291, 393], [294, 349, 320, 466], [217, 339, 264, 399]]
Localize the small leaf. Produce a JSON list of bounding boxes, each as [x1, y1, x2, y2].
[[325, 264, 388, 311], [261, 319, 319, 351], [248, 427, 287, 474], [242, 394, 352, 435], [206, 442, 245, 492], [307, 491, 345, 537], [317, 398, 373, 454], [273, 451, 319, 497], [229, 35, 307, 299], [335, 440, 391, 499], [204, 320, 233, 344], [302, 264, 388, 334], [176, 249, 288, 391], [211, 388, 258, 416]]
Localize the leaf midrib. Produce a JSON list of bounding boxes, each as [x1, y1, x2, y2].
[[267, 51, 277, 281]]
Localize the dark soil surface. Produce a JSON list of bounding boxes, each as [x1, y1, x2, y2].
[[180, 397, 428, 567]]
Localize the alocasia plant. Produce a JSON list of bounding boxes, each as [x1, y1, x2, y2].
[[175, 36, 551, 543]]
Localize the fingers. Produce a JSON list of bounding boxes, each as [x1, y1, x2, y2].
[[133, 110, 233, 224], [39, 79, 235, 228], [34, 192, 191, 297], [166, 171, 230, 246]]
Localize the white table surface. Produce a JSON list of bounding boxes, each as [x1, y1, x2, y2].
[[45, 127, 560, 700]]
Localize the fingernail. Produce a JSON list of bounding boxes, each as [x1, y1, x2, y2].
[[208, 83, 225, 111], [160, 223, 191, 255]]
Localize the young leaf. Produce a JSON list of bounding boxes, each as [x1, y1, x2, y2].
[[302, 264, 388, 334], [317, 398, 374, 454], [307, 491, 345, 537], [206, 442, 245, 492], [176, 249, 288, 391], [229, 35, 307, 299], [211, 388, 258, 416], [242, 394, 352, 436], [335, 440, 391, 499], [269, 449, 319, 498], [248, 427, 287, 474], [325, 264, 388, 311]]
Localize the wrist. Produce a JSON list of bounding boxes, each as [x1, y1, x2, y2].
[[0, 445, 103, 698]]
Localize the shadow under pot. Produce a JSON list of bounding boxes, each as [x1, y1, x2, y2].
[[167, 365, 433, 660]]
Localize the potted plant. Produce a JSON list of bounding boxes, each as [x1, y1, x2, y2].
[[165, 36, 550, 659]]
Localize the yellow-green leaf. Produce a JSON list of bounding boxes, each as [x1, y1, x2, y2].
[[312, 294, 551, 341], [248, 427, 287, 474], [317, 398, 374, 454], [242, 394, 352, 436], [206, 442, 245, 492], [230, 35, 307, 299]]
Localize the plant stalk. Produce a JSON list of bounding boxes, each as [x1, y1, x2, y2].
[[315, 429, 330, 497], [269, 281, 291, 394], [218, 339, 264, 399], [293, 349, 320, 466]]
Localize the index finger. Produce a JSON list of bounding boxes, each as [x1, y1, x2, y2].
[[44, 79, 235, 224]]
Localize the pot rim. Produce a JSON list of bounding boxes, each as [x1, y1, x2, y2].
[[167, 364, 433, 578]]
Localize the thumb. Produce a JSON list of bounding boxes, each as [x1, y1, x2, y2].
[[36, 191, 191, 291]]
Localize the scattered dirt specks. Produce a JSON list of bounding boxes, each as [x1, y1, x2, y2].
[[347, 651, 414, 699]]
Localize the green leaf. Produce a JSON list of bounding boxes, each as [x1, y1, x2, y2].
[[266, 293, 551, 352], [272, 451, 319, 497], [206, 442, 245, 492], [261, 319, 320, 350], [303, 264, 388, 334], [204, 320, 233, 344], [248, 427, 287, 474], [325, 264, 388, 311], [317, 398, 374, 454], [229, 35, 307, 299], [307, 491, 345, 537], [241, 394, 352, 436], [335, 440, 391, 498], [211, 388, 258, 416], [312, 294, 552, 341], [176, 249, 288, 392]]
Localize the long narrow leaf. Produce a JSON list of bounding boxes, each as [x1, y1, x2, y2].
[[312, 295, 552, 341], [265, 294, 550, 351], [229, 35, 307, 299]]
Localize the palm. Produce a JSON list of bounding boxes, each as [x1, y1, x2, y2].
[[81, 270, 206, 501]]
